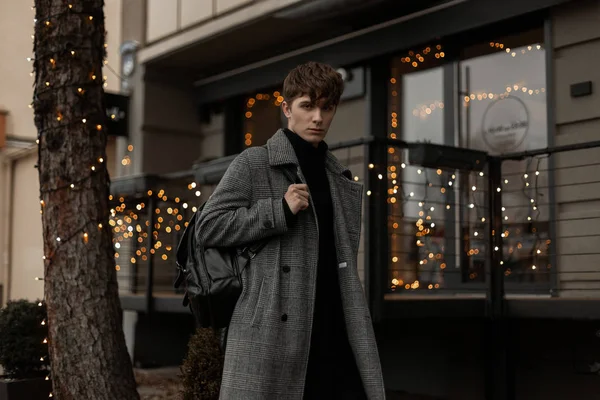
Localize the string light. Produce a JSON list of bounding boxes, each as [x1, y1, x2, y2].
[[106, 183, 200, 272], [399, 43, 444, 69], [423, 81, 546, 119], [244, 90, 282, 147], [500, 155, 548, 279]]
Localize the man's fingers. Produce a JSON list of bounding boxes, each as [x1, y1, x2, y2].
[[289, 185, 309, 199], [296, 190, 309, 199], [290, 184, 308, 192], [286, 184, 310, 213]]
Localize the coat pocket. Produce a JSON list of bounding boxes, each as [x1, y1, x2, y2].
[[244, 275, 270, 327]]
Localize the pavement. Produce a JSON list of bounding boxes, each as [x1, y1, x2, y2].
[[135, 367, 182, 400], [134, 366, 444, 399]]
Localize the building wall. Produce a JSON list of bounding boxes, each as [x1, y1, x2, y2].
[[552, 0, 600, 296], [0, 154, 5, 303], [0, 2, 36, 142], [144, 0, 307, 45], [9, 151, 44, 301], [0, 0, 123, 303], [141, 79, 204, 174], [198, 111, 225, 163], [0, 1, 44, 304]]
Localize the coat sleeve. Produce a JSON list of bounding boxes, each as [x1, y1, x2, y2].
[[195, 150, 288, 248]]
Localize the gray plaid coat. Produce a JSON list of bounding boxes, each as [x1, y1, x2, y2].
[[196, 129, 385, 399]]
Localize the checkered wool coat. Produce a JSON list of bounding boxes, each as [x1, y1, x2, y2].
[[196, 129, 385, 399]]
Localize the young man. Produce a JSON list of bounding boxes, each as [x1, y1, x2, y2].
[[197, 62, 385, 399]]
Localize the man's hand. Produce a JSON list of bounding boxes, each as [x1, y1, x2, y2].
[[284, 184, 310, 215]]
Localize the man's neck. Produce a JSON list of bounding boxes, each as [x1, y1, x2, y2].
[[286, 127, 320, 148]]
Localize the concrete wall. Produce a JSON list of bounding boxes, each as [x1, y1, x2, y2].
[[9, 152, 44, 301], [552, 0, 600, 297], [0, 154, 6, 304], [198, 111, 225, 162], [144, 0, 307, 44], [0, 1, 46, 303], [0, 1, 36, 140], [141, 79, 204, 174]]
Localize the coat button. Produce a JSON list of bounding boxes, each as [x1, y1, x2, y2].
[[282, 266, 290, 273], [263, 220, 273, 228], [281, 314, 288, 322]]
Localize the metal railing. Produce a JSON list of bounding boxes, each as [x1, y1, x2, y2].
[[377, 140, 492, 297], [491, 139, 600, 301], [109, 173, 207, 306]]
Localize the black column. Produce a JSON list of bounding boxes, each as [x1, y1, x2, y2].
[[145, 195, 156, 315], [224, 96, 245, 156], [485, 157, 515, 400], [443, 62, 461, 287], [365, 58, 390, 323]]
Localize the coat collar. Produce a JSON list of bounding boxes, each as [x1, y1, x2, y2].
[[266, 129, 351, 178]]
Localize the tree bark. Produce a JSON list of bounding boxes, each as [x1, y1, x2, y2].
[[33, 1, 139, 398]]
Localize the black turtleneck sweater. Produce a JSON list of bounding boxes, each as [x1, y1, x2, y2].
[[282, 128, 366, 400]]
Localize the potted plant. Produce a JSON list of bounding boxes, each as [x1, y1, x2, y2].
[[180, 327, 224, 400], [0, 299, 52, 400]]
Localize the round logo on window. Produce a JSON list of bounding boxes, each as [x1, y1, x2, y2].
[[481, 96, 530, 153]]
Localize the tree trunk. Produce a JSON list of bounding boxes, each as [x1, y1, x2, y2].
[[33, 1, 139, 398]]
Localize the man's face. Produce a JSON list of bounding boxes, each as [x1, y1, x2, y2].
[[282, 95, 337, 147]]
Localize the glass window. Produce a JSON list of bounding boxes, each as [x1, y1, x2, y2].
[[386, 27, 549, 294], [243, 88, 285, 148], [459, 29, 547, 153]]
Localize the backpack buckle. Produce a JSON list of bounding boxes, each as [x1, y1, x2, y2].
[[240, 246, 257, 259], [174, 264, 186, 288]]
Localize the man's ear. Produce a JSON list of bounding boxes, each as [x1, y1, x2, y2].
[[281, 100, 291, 118]]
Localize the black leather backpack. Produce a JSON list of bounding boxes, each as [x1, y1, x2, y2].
[[173, 204, 267, 330], [174, 146, 297, 340]]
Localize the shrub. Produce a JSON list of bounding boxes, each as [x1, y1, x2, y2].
[[0, 299, 49, 379], [180, 328, 224, 400]]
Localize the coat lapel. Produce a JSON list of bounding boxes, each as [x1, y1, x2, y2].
[[327, 169, 363, 255], [266, 129, 364, 245], [266, 129, 299, 168]]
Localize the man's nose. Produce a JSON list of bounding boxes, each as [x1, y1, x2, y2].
[[312, 109, 323, 122]]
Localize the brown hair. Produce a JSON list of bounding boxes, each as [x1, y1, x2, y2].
[[282, 61, 344, 108]]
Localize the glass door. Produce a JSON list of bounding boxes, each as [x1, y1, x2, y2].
[[387, 45, 460, 293], [458, 28, 550, 289]]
